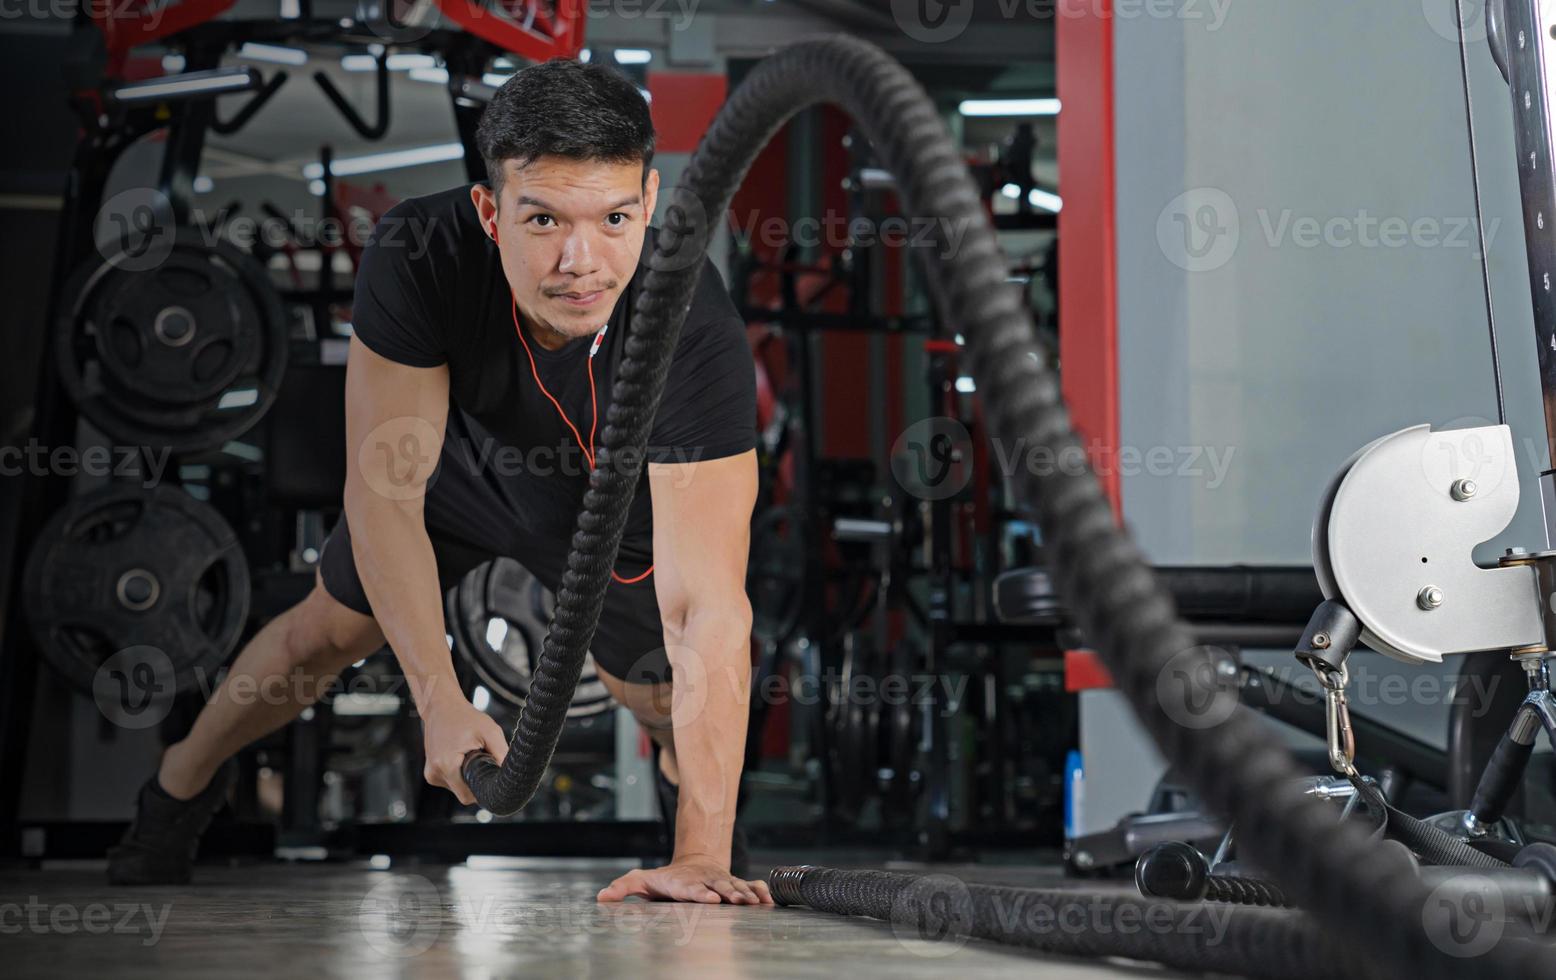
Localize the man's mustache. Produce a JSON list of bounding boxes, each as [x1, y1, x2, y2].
[[543, 281, 618, 297]]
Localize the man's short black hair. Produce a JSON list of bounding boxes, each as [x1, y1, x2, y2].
[[476, 58, 656, 197]]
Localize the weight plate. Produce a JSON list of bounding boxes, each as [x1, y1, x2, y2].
[[448, 557, 612, 718], [23, 484, 250, 697], [329, 656, 410, 776], [747, 505, 804, 646], [827, 637, 882, 821], [56, 228, 289, 453], [882, 643, 922, 812]]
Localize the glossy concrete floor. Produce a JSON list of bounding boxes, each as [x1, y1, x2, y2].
[[1, 859, 1203, 979]]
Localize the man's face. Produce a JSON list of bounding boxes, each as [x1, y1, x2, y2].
[[472, 156, 660, 347]]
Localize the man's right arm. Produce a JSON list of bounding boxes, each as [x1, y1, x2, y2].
[[343, 335, 506, 804]]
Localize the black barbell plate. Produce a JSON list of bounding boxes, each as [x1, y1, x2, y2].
[[89, 250, 260, 405], [23, 484, 250, 698], [448, 557, 611, 718], [55, 229, 288, 453]]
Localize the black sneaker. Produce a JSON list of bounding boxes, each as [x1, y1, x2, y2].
[[107, 760, 236, 886], [652, 745, 750, 879]]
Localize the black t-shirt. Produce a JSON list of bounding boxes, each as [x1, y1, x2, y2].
[[350, 183, 756, 554]]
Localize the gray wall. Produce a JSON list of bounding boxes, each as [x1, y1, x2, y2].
[[1118, 2, 1546, 562], [1084, 4, 1551, 830]]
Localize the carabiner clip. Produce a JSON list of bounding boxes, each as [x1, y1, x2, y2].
[[1316, 665, 1357, 776]]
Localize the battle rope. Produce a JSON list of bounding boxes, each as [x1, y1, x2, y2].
[[768, 866, 1337, 980], [463, 36, 1554, 978]]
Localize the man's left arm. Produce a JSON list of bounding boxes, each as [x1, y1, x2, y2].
[[596, 449, 772, 904]]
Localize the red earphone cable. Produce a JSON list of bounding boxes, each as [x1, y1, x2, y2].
[[512, 302, 594, 468], [511, 297, 652, 585]]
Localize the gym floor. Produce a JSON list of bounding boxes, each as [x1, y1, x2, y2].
[[2, 859, 1186, 979]]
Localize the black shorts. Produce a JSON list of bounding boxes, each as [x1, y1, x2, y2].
[[318, 428, 669, 685]]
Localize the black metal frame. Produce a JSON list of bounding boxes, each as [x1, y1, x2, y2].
[[729, 155, 1069, 855]]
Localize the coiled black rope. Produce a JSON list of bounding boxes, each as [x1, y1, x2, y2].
[[464, 36, 1555, 978], [1204, 874, 1295, 909], [1135, 842, 1297, 908], [769, 866, 1334, 979]]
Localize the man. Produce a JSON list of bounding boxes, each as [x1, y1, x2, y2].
[[108, 58, 771, 906]]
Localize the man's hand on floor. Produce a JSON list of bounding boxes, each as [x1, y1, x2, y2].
[[596, 857, 774, 904]]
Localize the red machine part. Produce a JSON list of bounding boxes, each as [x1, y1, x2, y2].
[[87, 0, 237, 74], [431, 0, 586, 62], [1064, 650, 1115, 693], [86, 0, 586, 80]]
